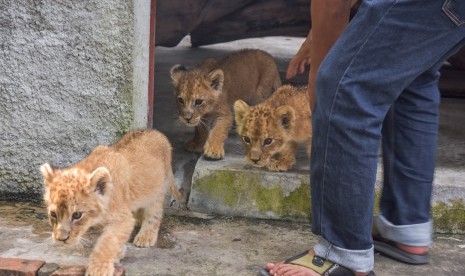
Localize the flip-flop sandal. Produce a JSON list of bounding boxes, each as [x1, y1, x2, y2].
[[258, 250, 376, 276], [373, 235, 430, 265], [372, 218, 430, 265]]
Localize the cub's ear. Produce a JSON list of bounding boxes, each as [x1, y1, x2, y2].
[[170, 64, 187, 85], [40, 163, 55, 186], [208, 69, 224, 92], [275, 105, 296, 131], [233, 100, 250, 135], [88, 167, 113, 196]]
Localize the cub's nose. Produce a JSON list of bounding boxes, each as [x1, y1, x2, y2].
[[183, 109, 194, 121], [55, 231, 70, 242], [250, 150, 261, 164], [57, 236, 69, 242], [250, 157, 261, 164]]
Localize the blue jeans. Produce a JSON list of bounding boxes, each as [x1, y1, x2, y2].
[[310, 0, 465, 272]]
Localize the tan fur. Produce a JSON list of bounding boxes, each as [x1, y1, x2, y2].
[[234, 85, 312, 171], [40, 129, 183, 276], [170, 49, 282, 160]]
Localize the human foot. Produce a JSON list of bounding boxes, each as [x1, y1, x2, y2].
[[259, 251, 375, 276], [372, 217, 430, 264], [395, 244, 428, 255], [373, 237, 430, 264], [264, 262, 320, 276]]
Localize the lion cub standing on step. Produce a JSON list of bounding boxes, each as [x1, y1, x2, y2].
[[40, 129, 182, 276], [170, 49, 281, 160], [234, 85, 312, 171]]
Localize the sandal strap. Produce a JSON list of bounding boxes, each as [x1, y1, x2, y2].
[[287, 251, 354, 275]]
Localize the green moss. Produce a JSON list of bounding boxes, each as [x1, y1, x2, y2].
[[255, 184, 283, 212], [194, 171, 310, 220], [195, 172, 465, 233], [195, 172, 234, 207], [278, 180, 311, 219], [432, 199, 465, 234], [373, 189, 381, 216]]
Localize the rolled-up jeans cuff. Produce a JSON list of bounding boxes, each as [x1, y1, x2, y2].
[[376, 215, 432, 246], [313, 238, 374, 273]]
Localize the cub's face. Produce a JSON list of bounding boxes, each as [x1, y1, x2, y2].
[[234, 100, 295, 168], [40, 164, 112, 245], [170, 65, 224, 127]]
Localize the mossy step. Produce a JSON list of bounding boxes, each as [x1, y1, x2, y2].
[[188, 156, 465, 233], [189, 155, 311, 221]]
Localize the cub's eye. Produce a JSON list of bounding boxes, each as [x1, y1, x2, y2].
[[50, 211, 57, 220], [72, 212, 83, 221], [177, 97, 184, 105], [243, 136, 251, 144], [263, 138, 273, 146], [194, 99, 204, 106]]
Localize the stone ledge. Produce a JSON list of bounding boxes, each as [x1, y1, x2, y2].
[[189, 155, 465, 233], [189, 155, 310, 221]]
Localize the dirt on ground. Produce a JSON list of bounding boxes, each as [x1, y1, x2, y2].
[[1, 201, 465, 276]]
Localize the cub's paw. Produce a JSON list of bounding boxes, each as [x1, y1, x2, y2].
[[133, 231, 157, 247], [185, 139, 204, 153], [203, 141, 224, 160], [86, 261, 114, 276], [267, 158, 295, 172]]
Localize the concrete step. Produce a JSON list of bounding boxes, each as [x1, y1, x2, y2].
[[188, 154, 465, 234], [188, 155, 311, 221]]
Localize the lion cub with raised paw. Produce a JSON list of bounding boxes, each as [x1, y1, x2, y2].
[[170, 49, 281, 160], [234, 85, 312, 172], [40, 129, 183, 276]]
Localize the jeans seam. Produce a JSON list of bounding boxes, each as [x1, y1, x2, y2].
[[442, 0, 465, 27]]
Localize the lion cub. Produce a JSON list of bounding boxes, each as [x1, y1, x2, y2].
[[234, 85, 312, 171], [40, 129, 182, 276], [170, 49, 281, 160]]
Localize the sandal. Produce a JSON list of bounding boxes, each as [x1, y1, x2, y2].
[[373, 236, 430, 265], [372, 218, 430, 265], [259, 250, 376, 276]]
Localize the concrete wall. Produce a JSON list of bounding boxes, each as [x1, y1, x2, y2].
[[0, 0, 150, 200]]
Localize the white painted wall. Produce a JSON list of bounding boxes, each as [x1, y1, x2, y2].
[[0, 0, 151, 200], [133, 0, 152, 129]]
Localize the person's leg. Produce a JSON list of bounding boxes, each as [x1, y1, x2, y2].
[[311, 0, 465, 273], [378, 72, 439, 254], [378, 38, 465, 253]]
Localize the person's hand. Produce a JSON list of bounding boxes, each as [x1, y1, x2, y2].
[[286, 33, 312, 79]]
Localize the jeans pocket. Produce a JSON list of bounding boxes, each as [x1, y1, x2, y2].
[[443, 0, 465, 26]]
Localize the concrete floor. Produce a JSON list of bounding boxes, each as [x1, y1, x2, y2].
[[1, 201, 465, 275], [1, 201, 318, 275], [1, 36, 464, 275]]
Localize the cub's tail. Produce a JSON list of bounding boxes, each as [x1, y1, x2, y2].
[[169, 179, 184, 201], [167, 170, 185, 207]]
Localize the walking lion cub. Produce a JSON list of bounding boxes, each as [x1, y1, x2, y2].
[[40, 129, 182, 276], [234, 85, 312, 171], [170, 49, 281, 160]]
